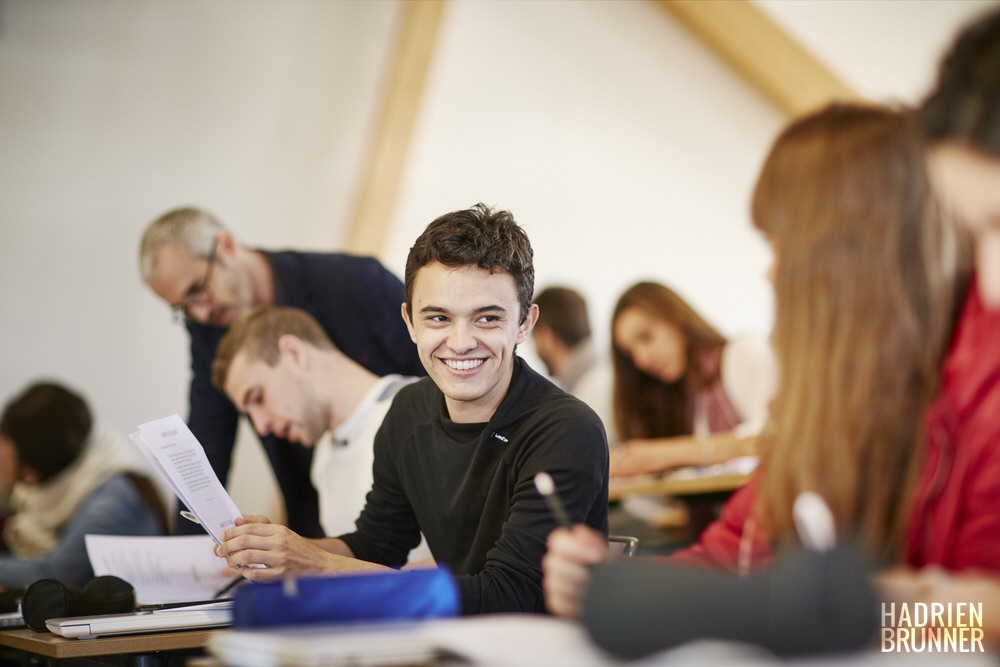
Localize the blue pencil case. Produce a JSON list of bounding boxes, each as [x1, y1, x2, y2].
[[232, 567, 460, 629]]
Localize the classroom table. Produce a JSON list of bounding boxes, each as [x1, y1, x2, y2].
[[609, 469, 753, 546], [608, 471, 752, 502], [0, 626, 222, 666]]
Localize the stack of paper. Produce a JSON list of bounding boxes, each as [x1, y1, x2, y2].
[[85, 534, 233, 604], [130, 414, 243, 544]]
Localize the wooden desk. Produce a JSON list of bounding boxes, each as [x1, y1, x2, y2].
[[609, 471, 753, 544], [0, 626, 222, 665], [608, 471, 752, 502]]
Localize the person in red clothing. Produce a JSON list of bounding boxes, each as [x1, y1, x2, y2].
[[921, 7, 1000, 310], [875, 7, 1000, 643], [542, 102, 976, 620]]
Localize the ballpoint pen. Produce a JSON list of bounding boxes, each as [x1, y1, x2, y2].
[[533, 471, 572, 528], [213, 576, 244, 599]]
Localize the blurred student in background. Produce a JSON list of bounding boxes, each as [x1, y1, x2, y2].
[[532, 286, 614, 437], [608, 281, 775, 478], [139, 207, 423, 538], [923, 7, 1000, 307], [544, 103, 999, 621], [0, 383, 166, 590], [877, 7, 1000, 643]]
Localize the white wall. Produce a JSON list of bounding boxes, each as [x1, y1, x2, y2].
[[0, 0, 994, 515], [385, 0, 782, 354], [386, 0, 998, 352], [0, 0, 401, 516]]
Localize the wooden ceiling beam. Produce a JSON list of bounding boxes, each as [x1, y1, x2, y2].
[[345, 0, 857, 257], [655, 0, 860, 116], [344, 0, 447, 258]]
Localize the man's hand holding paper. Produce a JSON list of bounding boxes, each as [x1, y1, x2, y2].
[[216, 516, 393, 581]]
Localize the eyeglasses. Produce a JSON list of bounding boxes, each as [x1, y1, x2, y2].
[[172, 239, 218, 323]]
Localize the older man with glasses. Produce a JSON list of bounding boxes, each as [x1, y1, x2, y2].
[[165, 236, 218, 322], [138, 206, 424, 538]]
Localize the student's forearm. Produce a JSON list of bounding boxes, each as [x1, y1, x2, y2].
[[313, 538, 397, 573], [611, 432, 756, 477], [690, 431, 756, 465], [402, 557, 437, 570], [315, 537, 355, 558], [630, 440, 698, 471], [646, 432, 754, 465]]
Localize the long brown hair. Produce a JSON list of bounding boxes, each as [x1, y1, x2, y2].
[[753, 104, 967, 562], [612, 282, 726, 440]]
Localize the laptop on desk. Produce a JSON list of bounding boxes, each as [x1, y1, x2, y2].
[[45, 606, 232, 639]]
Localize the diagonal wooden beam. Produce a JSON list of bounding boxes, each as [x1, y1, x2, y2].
[[655, 0, 859, 116], [344, 0, 448, 258]]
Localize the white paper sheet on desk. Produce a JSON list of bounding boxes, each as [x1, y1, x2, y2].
[[129, 414, 243, 544], [420, 614, 620, 666], [609, 456, 759, 496], [211, 617, 999, 667], [665, 455, 759, 481], [209, 614, 622, 667], [85, 534, 232, 604]]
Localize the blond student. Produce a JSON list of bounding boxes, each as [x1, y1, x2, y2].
[[210, 305, 430, 562], [139, 206, 423, 538]]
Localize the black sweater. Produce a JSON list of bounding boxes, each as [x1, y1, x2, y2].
[[339, 357, 609, 614]]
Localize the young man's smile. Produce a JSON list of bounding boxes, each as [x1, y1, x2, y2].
[[404, 262, 538, 424]]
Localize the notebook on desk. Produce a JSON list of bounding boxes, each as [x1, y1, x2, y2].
[[208, 621, 440, 667], [45, 605, 232, 639]]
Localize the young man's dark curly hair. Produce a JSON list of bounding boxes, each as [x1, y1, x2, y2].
[[404, 203, 534, 323]]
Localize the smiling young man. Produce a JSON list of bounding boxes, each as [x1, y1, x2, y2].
[[138, 207, 423, 538], [215, 204, 609, 614]]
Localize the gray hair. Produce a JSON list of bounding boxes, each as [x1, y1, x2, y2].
[[139, 207, 224, 284]]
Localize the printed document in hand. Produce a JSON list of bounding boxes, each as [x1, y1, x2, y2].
[[130, 414, 242, 544]]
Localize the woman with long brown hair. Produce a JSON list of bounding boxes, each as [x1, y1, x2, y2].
[[742, 101, 963, 566], [609, 282, 774, 477], [542, 102, 1000, 621]]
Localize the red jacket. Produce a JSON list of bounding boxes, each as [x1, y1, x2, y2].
[[670, 283, 1000, 574]]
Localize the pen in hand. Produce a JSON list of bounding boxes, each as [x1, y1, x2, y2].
[[536, 472, 620, 555], [534, 471, 572, 528]]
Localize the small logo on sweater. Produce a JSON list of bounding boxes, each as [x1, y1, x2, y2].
[[491, 432, 509, 443]]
